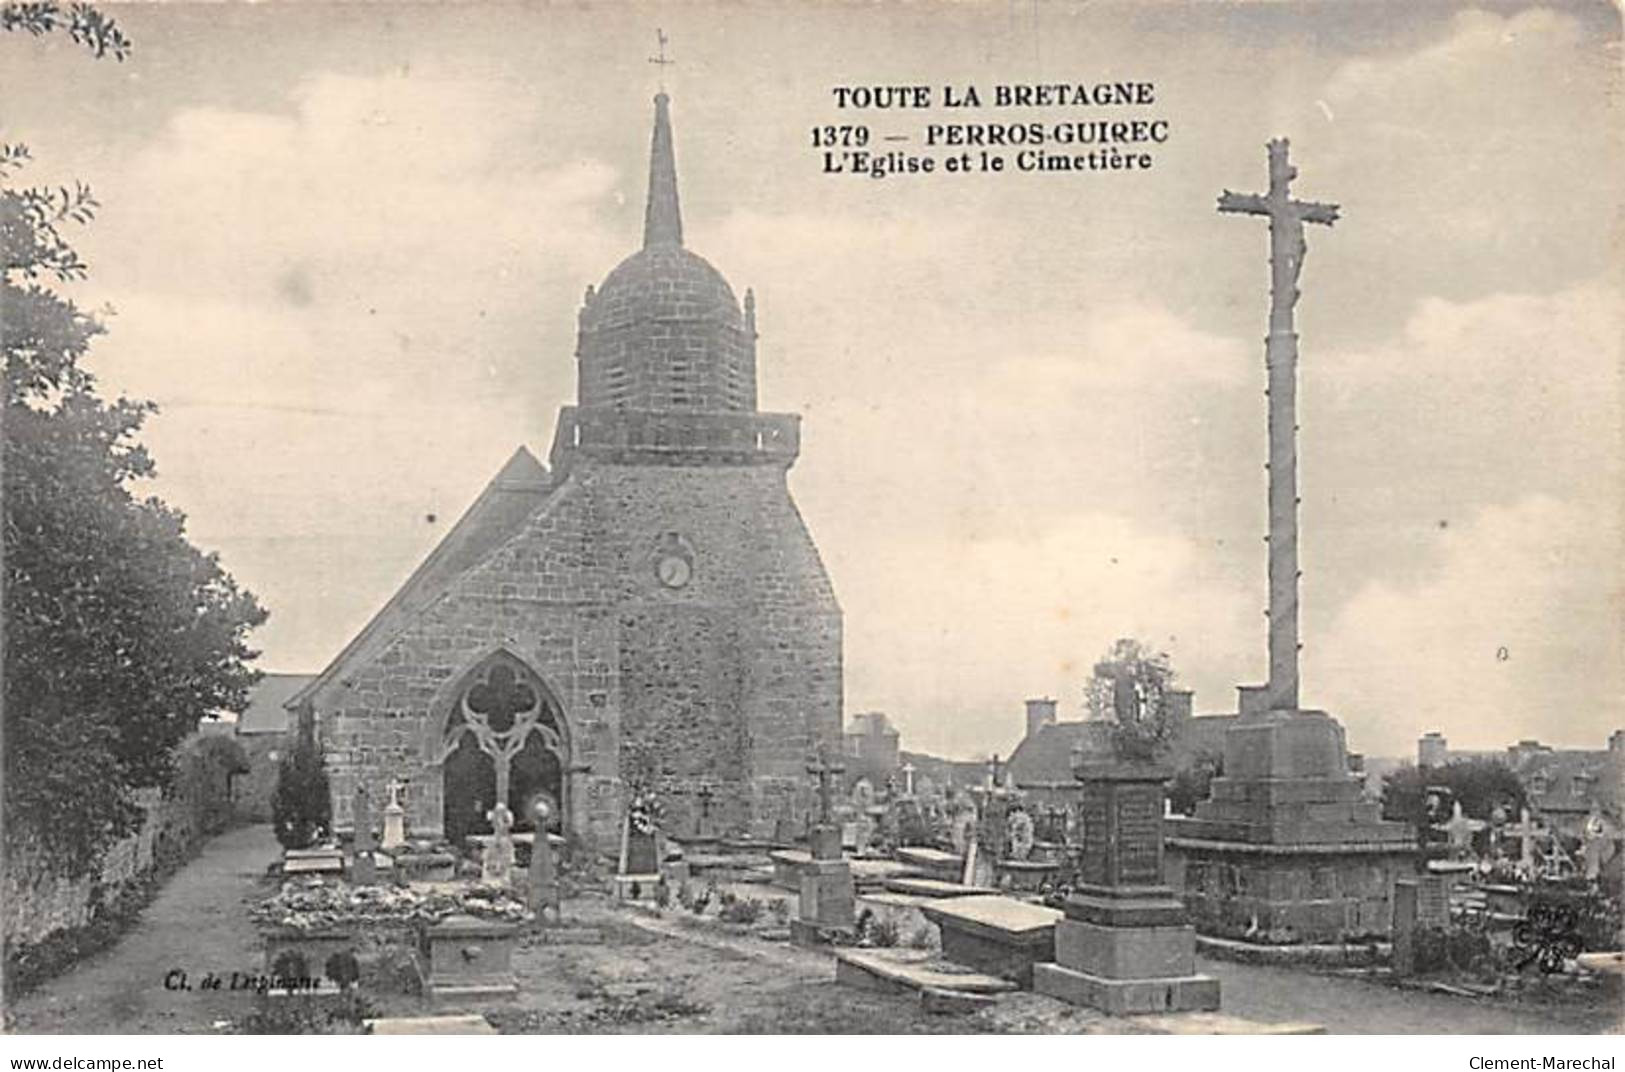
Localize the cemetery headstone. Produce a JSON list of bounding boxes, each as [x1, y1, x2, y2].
[[691, 782, 717, 841], [352, 784, 379, 885], [481, 801, 515, 885], [1391, 878, 1420, 976], [382, 779, 408, 851], [1438, 801, 1485, 858], [1583, 810, 1613, 882], [529, 798, 562, 922], [1506, 809, 1540, 880], [1033, 758, 1220, 1014]]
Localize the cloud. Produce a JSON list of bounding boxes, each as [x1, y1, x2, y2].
[[1305, 280, 1621, 604], [1316, 495, 1622, 758], [1304, 6, 1620, 312], [842, 511, 1259, 759]]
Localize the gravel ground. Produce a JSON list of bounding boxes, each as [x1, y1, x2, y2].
[[6, 832, 1617, 1036]]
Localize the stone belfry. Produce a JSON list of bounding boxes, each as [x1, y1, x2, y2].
[[1164, 140, 1412, 945], [574, 91, 759, 415], [291, 83, 841, 850]]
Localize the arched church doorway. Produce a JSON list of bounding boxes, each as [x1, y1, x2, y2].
[[437, 652, 569, 844]]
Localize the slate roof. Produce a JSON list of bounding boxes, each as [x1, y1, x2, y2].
[[238, 673, 318, 734], [1008, 713, 1236, 788], [288, 446, 555, 710], [1510, 747, 1620, 816], [1008, 721, 1108, 786]]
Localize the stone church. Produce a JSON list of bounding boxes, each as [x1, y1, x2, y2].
[[288, 92, 842, 850]]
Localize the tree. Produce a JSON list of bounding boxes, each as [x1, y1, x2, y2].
[[1168, 747, 1223, 816], [4, 12, 267, 875], [1380, 758, 1528, 827], [2, 2, 130, 59], [1087, 637, 1177, 761], [271, 715, 331, 850]]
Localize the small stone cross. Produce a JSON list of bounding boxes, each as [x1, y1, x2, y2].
[[1504, 808, 1541, 877]]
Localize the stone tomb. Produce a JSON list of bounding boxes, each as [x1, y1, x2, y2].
[[884, 876, 996, 899], [425, 914, 519, 1003], [894, 846, 964, 883], [1034, 761, 1220, 1015], [920, 894, 1061, 987], [282, 847, 345, 876]]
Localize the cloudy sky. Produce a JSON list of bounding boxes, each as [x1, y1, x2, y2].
[[3, 1, 1619, 760]]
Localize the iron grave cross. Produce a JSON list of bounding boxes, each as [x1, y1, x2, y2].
[[1218, 138, 1339, 714], [807, 743, 846, 825]]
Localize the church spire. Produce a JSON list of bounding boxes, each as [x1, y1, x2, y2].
[[642, 92, 684, 248]]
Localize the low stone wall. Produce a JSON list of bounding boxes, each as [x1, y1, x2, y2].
[[3, 733, 244, 985], [3, 789, 191, 950]]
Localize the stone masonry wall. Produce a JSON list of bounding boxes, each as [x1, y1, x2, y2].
[[313, 451, 840, 852]]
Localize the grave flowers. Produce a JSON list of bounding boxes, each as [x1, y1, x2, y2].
[[252, 876, 534, 932], [628, 789, 664, 836]]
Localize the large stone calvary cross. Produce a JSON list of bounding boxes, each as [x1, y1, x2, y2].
[[1218, 138, 1339, 713]]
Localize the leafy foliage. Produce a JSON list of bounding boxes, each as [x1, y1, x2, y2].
[[2, 2, 130, 59], [5, 10, 266, 879], [2, 138, 267, 875], [1168, 748, 1224, 816], [272, 718, 333, 850], [1380, 758, 1528, 826], [1089, 637, 1177, 761]]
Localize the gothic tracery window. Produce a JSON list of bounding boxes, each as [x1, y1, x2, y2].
[[439, 653, 567, 841]]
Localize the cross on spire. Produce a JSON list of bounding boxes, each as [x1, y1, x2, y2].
[[1218, 138, 1339, 713], [642, 55, 684, 249], [648, 28, 675, 92]]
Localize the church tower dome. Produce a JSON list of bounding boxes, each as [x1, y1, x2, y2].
[[576, 93, 758, 413]]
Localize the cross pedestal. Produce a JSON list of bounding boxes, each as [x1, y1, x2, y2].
[[796, 744, 855, 942]]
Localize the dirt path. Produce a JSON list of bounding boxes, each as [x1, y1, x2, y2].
[[6, 824, 281, 1034], [1201, 957, 1620, 1035]]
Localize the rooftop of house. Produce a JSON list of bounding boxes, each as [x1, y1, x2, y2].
[[847, 711, 898, 738], [237, 672, 319, 734]]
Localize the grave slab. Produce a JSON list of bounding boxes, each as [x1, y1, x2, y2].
[[921, 894, 1061, 987], [367, 1015, 496, 1035], [895, 846, 965, 882], [835, 948, 1019, 997], [282, 849, 344, 876], [885, 877, 997, 899]]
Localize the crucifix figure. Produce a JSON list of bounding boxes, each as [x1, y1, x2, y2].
[[648, 28, 675, 92], [807, 743, 845, 826], [1219, 138, 1339, 713], [986, 753, 1005, 791]]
